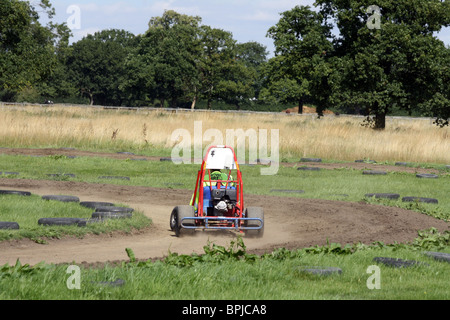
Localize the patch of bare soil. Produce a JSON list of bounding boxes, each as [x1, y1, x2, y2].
[[0, 178, 447, 266]]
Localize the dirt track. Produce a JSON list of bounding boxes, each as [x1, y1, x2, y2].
[[0, 148, 448, 266]]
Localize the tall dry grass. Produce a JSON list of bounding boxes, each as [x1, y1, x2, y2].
[[0, 105, 448, 164]]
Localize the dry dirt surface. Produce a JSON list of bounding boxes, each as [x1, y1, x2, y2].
[[0, 148, 448, 266]]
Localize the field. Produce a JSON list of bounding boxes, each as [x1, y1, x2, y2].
[[0, 105, 449, 301], [0, 105, 449, 163]]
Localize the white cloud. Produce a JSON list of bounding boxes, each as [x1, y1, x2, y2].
[[78, 2, 138, 15], [144, 0, 204, 17], [240, 10, 279, 22]]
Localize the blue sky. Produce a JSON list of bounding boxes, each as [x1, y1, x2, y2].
[[42, 0, 450, 56]]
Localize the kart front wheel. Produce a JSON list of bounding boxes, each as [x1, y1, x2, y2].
[[172, 205, 196, 237]]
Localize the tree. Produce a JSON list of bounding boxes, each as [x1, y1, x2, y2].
[[236, 41, 269, 102], [316, 0, 450, 129], [66, 29, 136, 105], [124, 10, 202, 108], [197, 26, 240, 109], [264, 5, 333, 114], [0, 0, 68, 101]]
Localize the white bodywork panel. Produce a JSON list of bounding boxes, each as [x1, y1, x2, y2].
[[205, 147, 236, 170]]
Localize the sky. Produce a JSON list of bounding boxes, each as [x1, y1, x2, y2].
[[40, 0, 450, 57]]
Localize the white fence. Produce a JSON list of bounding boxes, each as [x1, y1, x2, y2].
[[0, 101, 437, 123]]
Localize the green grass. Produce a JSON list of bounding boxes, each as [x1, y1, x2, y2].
[[0, 193, 151, 243], [0, 154, 449, 221], [0, 234, 449, 300], [0, 153, 449, 300]]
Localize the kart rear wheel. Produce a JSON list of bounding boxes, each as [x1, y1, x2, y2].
[[244, 207, 264, 238], [172, 205, 195, 237]]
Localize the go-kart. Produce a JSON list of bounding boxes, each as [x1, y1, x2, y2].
[[170, 145, 264, 237]]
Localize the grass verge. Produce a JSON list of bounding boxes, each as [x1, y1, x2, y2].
[[0, 231, 449, 300], [0, 193, 151, 243]]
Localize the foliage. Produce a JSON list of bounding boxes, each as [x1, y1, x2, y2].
[[264, 5, 333, 114], [0, 259, 51, 280], [66, 29, 136, 106], [1, 1, 448, 123], [162, 236, 258, 267], [315, 0, 450, 129], [0, 0, 69, 102]]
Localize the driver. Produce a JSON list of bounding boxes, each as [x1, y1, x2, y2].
[[189, 169, 233, 212]]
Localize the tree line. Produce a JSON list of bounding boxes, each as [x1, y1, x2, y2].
[[1, 0, 449, 129]]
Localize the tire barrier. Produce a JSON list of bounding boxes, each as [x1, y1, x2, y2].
[[98, 176, 130, 180], [363, 170, 387, 175], [297, 167, 321, 171], [365, 193, 400, 200], [0, 190, 31, 196], [424, 252, 450, 263], [300, 158, 322, 162], [0, 222, 20, 229], [298, 267, 342, 276], [355, 159, 376, 163], [80, 201, 115, 209], [416, 174, 438, 179], [373, 257, 427, 268], [401, 197, 438, 204], [42, 195, 80, 203]]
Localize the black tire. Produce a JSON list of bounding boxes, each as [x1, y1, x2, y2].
[[373, 257, 425, 268], [160, 157, 183, 162], [95, 206, 134, 213], [299, 267, 342, 276], [3, 172, 19, 175], [297, 167, 320, 171], [80, 201, 115, 209], [424, 251, 450, 263], [0, 190, 31, 196], [92, 212, 132, 219], [416, 173, 438, 179], [47, 173, 76, 178], [300, 158, 322, 162], [355, 159, 377, 163], [42, 195, 80, 203], [255, 158, 270, 165], [173, 205, 195, 237], [38, 217, 85, 226], [244, 207, 264, 238], [170, 207, 177, 231], [77, 218, 102, 227], [363, 170, 387, 175], [98, 176, 130, 180], [402, 197, 438, 204], [0, 222, 20, 230], [365, 193, 400, 200]]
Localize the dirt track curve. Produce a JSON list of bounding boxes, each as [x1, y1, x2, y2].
[[0, 148, 448, 266]]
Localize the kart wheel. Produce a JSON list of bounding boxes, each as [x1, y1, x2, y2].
[[244, 207, 264, 238], [173, 206, 195, 237], [169, 208, 177, 231]]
